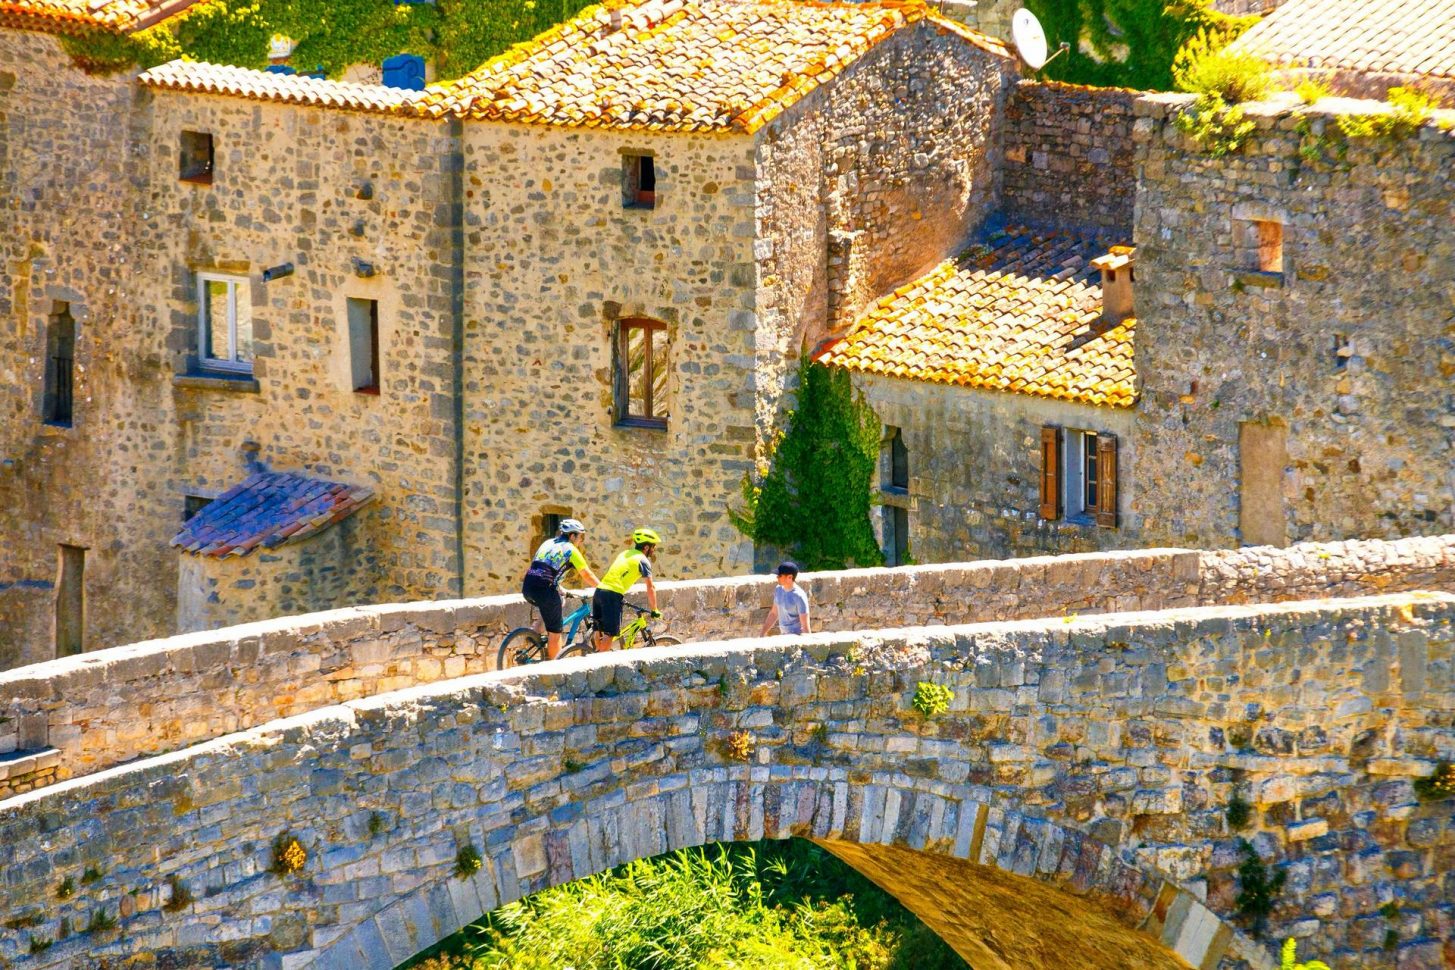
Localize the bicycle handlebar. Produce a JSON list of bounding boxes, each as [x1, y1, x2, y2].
[[562, 588, 594, 599]]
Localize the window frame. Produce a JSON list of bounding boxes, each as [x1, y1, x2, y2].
[[1063, 429, 1097, 521], [347, 296, 381, 394], [196, 272, 253, 374], [179, 130, 214, 185], [614, 317, 669, 430], [1041, 425, 1118, 528], [622, 153, 657, 210]]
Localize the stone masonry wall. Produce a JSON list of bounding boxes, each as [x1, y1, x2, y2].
[[1, 534, 1450, 798], [0, 592, 1450, 969], [1001, 81, 1138, 235], [855, 370, 1139, 563], [1130, 94, 1455, 549], [754, 19, 1014, 381], [138, 90, 465, 606], [0, 32, 171, 668], [458, 123, 759, 589]]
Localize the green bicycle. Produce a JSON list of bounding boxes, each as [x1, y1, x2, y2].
[[497, 590, 681, 669]]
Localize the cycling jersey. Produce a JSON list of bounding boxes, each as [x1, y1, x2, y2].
[[527, 536, 588, 586], [598, 548, 652, 594]]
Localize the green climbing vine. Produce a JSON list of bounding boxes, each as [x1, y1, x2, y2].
[[1023, 0, 1257, 91], [731, 359, 884, 572], [59, 0, 600, 80]]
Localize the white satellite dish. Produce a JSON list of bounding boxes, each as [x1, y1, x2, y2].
[[1011, 8, 1049, 70]]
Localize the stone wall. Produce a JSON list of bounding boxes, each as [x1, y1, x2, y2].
[[0, 591, 1450, 969], [855, 370, 1139, 562], [1001, 80, 1138, 235], [457, 123, 759, 589], [1129, 94, 1455, 549], [755, 20, 1014, 362], [0, 31, 169, 668], [2, 534, 1450, 797]]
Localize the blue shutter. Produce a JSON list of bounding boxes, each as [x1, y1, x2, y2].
[[264, 65, 296, 75], [382, 54, 426, 91]]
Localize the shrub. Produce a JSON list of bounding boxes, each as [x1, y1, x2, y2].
[[1294, 76, 1331, 104], [1337, 87, 1437, 140], [912, 682, 953, 719], [1174, 93, 1258, 156], [1172, 26, 1270, 102], [1413, 760, 1454, 801], [455, 844, 484, 880], [1235, 838, 1285, 935], [271, 833, 308, 876]]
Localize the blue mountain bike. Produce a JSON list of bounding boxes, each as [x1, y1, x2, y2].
[[497, 589, 680, 668]]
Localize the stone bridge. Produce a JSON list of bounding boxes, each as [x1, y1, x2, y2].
[[0, 538, 1453, 969]]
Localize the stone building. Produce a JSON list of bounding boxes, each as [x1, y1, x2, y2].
[[0, 0, 1015, 665]]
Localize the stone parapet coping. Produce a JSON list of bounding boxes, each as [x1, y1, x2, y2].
[[0, 533, 1450, 797], [1131, 88, 1455, 136]]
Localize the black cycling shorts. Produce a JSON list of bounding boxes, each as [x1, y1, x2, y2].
[[522, 570, 565, 633], [592, 588, 625, 637]]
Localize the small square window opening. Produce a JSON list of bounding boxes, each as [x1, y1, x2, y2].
[[1255, 220, 1283, 274], [347, 297, 381, 393], [180, 130, 214, 184], [183, 495, 214, 522], [623, 154, 656, 209], [196, 272, 254, 373]]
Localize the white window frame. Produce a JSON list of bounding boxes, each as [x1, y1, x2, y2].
[[1063, 429, 1097, 521], [196, 272, 252, 373]]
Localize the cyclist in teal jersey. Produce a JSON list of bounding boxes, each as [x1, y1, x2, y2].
[[521, 519, 600, 660]]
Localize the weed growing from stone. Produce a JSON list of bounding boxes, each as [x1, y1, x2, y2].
[[1412, 760, 1454, 801], [562, 756, 586, 774], [56, 876, 75, 899], [912, 682, 953, 718], [726, 730, 755, 762], [1235, 838, 1285, 936], [1280, 938, 1330, 970], [1337, 87, 1437, 141], [368, 811, 387, 838], [455, 844, 484, 880], [1175, 93, 1257, 157], [80, 866, 103, 885], [163, 875, 193, 914], [28, 935, 53, 954], [1225, 794, 1252, 831], [271, 833, 308, 876], [810, 723, 830, 745], [85, 908, 117, 934]]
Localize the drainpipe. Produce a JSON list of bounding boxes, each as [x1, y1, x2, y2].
[[447, 117, 467, 598]]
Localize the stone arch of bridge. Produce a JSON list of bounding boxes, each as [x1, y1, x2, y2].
[[309, 769, 1247, 970]]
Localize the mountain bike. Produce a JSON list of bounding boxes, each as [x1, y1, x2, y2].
[[497, 590, 680, 668]]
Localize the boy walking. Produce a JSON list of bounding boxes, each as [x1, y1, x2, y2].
[[761, 561, 811, 636]]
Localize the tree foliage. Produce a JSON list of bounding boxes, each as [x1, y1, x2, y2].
[[405, 839, 966, 970], [1024, 0, 1258, 91], [731, 360, 884, 572], [61, 0, 600, 79]]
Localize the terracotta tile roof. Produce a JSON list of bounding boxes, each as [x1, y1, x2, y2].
[[816, 226, 1138, 408], [0, 0, 197, 34], [1228, 0, 1455, 84], [171, 471, 375, 558], [414, 0, 1009, 132], [139, 61, 428, 114]]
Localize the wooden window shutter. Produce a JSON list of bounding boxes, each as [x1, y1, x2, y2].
[[1039, 425, 1061, 521], [1095, 433, 1119, 528]]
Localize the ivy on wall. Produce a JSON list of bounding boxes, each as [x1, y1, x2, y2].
[[1024, 0, 1257, 92], [732, 360, 885, 572], [60, 0, 599, 79]]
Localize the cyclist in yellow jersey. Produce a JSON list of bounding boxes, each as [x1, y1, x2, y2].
[[592, 527, 662, 652]]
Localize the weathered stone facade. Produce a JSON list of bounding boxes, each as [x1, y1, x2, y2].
[[1, 588, 1451, 968], [3, 534, 1449, 799]]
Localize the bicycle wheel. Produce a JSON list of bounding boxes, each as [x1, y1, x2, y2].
[[498, 627, 546, 669], [557, 636, 593, 659], [646, 634, 682, 647]]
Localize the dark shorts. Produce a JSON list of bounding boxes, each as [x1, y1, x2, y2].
[[591, 588, 625, 637], [522, 570, 564, 633]]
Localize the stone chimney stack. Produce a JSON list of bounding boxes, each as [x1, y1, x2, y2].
[[1091, 246, 1135, 325]]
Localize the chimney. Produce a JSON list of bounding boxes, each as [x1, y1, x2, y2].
[[1091, 246, 1135, 325]]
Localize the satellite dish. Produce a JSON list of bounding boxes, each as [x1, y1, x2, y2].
[[1011, 8, 1049, 70]]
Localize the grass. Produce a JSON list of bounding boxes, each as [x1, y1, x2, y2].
[[401, 839, 966, 970]]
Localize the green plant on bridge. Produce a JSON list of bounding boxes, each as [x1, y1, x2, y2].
[[911, 682, 953, 719], [85, 907, 117, 934], [1235, 838, 1285, 936], [456, 844, 485, 879], [1280, 937, 1331, 970], [730, 359, 884, 572]]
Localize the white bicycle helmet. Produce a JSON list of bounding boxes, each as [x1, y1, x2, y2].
[[558, 518, 587, 536]]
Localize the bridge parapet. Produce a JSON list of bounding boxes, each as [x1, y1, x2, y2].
[[0, 591, 1450, 968], [0, 534, 1451, 799]]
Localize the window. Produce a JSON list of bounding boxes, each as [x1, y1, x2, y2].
[[43, 302, 75, 427], [55, 544, 85, 659], [183, 495, 214, 522], [623, 153, 656, 209], [1039, 425, 1118, 527], [347, 297, 380, 393], [615, 318, 669, 429], [180, 130, 214, 184], [887, 428, 909, 491], [197, 273, 254, 373], [880, 427, 911, 564], [1233, 214, 1283, 275]]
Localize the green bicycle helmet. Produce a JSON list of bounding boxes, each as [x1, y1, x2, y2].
[[632, 527, 662, 546]]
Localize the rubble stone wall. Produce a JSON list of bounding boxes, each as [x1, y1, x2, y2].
[[2, 534, 1450, 798], [1001, 81, 1138, 235], [1, 592, 1451, 969], [1129, 94, 1455, 550]]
